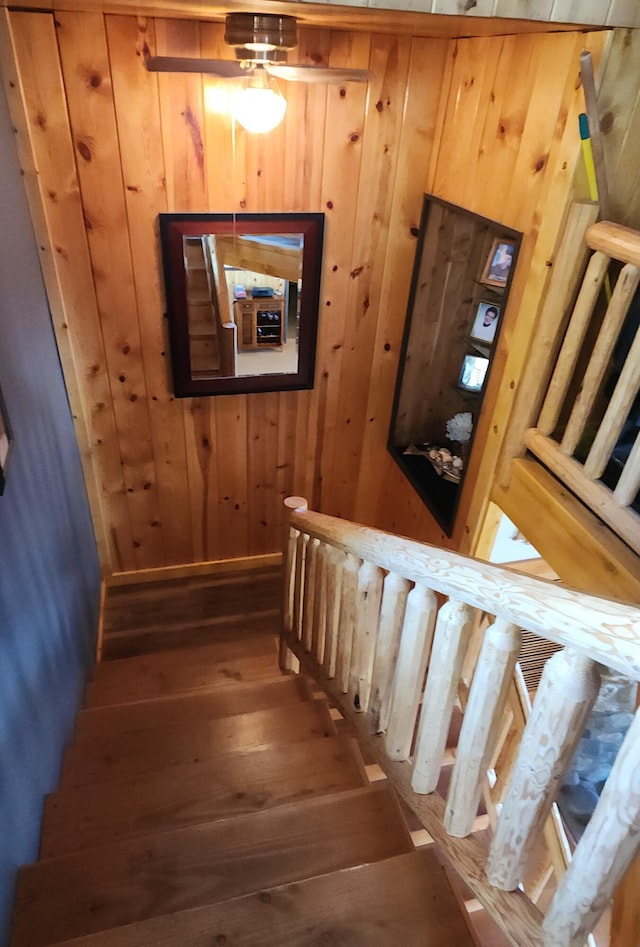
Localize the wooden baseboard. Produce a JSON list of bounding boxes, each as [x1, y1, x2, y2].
[[105, 553, 283, 588]]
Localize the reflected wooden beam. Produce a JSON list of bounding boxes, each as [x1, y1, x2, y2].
[[215, 234, 302, 283]]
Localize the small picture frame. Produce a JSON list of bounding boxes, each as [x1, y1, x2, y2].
[[458, 354, 489, 393], [480, 239, 515, 288], [0, 386, 12, 496], [470, 300, 501, 345]]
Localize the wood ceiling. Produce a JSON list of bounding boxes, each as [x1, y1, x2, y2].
[[0, 0, 598, 38]]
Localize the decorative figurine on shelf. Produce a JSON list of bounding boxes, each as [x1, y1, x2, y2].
[[402, 413, 473, 485], [445, 412, 473, 448]]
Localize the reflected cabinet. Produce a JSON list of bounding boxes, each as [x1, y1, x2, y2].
[[388, 195, 521, 534]]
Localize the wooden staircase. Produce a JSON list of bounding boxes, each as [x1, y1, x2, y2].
[[11, 565, 477, 946]]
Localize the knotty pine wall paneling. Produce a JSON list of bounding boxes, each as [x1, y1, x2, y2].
[[3, 8, 608, 571], [4, 11, 131, 570], [353, 36, 450, 527], [324, 33, 413, 520], [107, 14, 193, 567], [374, 29, 609, 553], [56, 11, 166, 569]]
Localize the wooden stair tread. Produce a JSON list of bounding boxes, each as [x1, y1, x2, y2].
[[60, 700, 335, 788], [74, 674, 313, 741], [47, 849, 476, 946], [101, 610, 281, 660], [91, 633, 277, 682], [85, 651, 281, 707], [14, 785, 414, 947], [41, 734, 368, 858], [103, 566, 282, 633]]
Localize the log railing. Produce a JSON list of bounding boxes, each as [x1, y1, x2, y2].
[[279, 497, 640, 947], [525, 220, 640, 556]]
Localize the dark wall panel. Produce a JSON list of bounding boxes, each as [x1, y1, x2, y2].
[[0, 82, 101, 944]]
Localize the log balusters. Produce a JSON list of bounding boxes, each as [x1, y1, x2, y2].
[[370, 572, 411, 733], [384, 584, 438, 761], [542, 706, 640, 947], [293, 531, 309, 642], [412, 600, 474, 794], [336, 553, 361, 693], [279, 498, 640, 947], [279, 496, 307, 672], [526, 222, 640, 557], [301, 536, 320, 653], [311, 542, 330, 665], [349, 560, 384, 712], [323, 547, 344, 678], [486, 649, 600, 890], [445, 618, 522, 837]]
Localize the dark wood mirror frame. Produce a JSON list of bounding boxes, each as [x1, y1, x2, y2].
[[160, 212, 324, 397]]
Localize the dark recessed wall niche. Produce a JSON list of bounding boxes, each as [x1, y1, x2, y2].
[[388, 194, 521, 535]]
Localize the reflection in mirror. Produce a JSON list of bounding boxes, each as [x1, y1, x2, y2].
[[160, 213, 324, 396]]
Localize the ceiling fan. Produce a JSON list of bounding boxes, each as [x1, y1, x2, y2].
[[144, 12, 372, 84]]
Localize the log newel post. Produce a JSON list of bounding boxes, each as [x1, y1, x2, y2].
[[444, 618, 522, 838], [384, 583, 437, 762], [279, 496, 308, 672], [486, 648, 600, 891], [411, 599, 474, 795], [542, 706, 640, 947]]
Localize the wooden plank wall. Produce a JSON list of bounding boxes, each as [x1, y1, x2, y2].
[[3, 9, 607, 572], [371, 28, 609, 552]]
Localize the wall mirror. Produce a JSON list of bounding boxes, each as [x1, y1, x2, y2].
[[160, 212, 324, 396], [388, 194, 521, 534]]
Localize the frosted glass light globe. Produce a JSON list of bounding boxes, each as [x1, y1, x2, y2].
[[233, 86, 287, 133]]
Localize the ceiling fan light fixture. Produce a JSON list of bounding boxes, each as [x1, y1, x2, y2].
[[224, 13, 297, 63], [233, 71, 287, 133]]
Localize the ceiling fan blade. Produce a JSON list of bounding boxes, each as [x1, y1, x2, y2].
[[144, 54, 246, 79], [264, 63, 372, 84]]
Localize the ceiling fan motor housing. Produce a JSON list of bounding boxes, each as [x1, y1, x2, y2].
[[225, 13, 298, 63]]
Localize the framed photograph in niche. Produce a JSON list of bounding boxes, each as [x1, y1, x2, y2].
[[470, 301, 501, 345], [480, 238, 516, 288], [0, 385, 12, 495], [458, 354, 489, 392]]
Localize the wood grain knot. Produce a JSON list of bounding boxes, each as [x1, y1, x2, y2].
[[77, 140, 92, 162]]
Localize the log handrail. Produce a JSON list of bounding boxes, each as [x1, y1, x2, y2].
[[288, 507, 640, 680], [281, 498, 640, 947]]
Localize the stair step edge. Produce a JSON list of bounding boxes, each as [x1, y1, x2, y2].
[[74, 674, 314, 739], [44, 849, 476, 947], [41, 734, 370, 859], [60, 699, 337, 789]]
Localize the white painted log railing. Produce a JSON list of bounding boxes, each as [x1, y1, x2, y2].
[[525, 220, 640, 555], [279, 497, 640, 947]]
